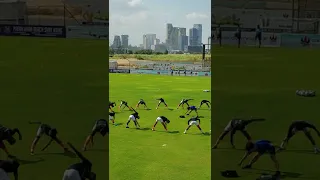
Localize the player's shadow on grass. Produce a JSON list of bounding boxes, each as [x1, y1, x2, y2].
[[168, 108, 174, 111], [40, 151, 77, 158], [89, 149, 108, 152], [16, 158, 44, 165], [283, 149, 316, 154], [114, 123, 123, 126], [251, 169, 303, 179], [168, 131, 179, 134], [137, 127, 150, 131], [213, 147, 244, 151]]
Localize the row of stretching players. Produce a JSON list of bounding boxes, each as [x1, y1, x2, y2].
[[212, 118, 320, 176], [110, 106, 206, 134], [108, 99, 207, 134], [109, 99, 211, 112], [0, 119, 109, 179]]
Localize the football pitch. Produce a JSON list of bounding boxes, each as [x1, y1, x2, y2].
[[0, 37, 108, 179], [109, 74, 211, 180], [211, 47, 320, 180]]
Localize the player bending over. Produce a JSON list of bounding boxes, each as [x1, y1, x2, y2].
[[83, 119, 108, 151], [279, 120, 320, 153], [185, 106, 198, 116], [126, 112, 140, 129], [0, 125, 22, 158], [177, 99, 193, 109], [152, 116, 170, 131], [30, 122, 69, 155], [119, 100, 132, 111], [199, 100, 211, 109], [184, 116, 204, 134], [0, 159, 20, 180], [238, 140, 280, 177], [156, 98, 168, 109], [63, 142, 96, 180], [136, 99, 148, 109], [109, 101, 116, 112], [212, 118, 265, 149], [109, 112, 115, 124]]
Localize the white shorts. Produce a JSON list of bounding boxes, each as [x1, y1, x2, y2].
[[0, 168, 10, 180], [62, 169, 82, 180], [128, 115, 136, 121], [109, 115, 114, 120], [156, 117, 163, 123], [189, 121, 199, 126]]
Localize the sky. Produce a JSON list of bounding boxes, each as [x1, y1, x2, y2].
[[109, 0, 211, 46]]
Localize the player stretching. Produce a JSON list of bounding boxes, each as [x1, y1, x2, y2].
[[0, 159, 20, 180], [199, 100, 211, 109], [185, 106, 198, 116], [0, 125, 22, 158], [83, 119, 108, 151], [119, 100, 132, 111], [279, 120, 320, 153], [212, 118, 265, 149], [63, 142, 96, 180], [29, 122, 69, 155], [184, 116, 204, 134], [109, 101, 116, 112], [156, 98, 168, 109], [238, 140, 280, 177], [152, 116, 170, 131], [109, 112, 115, 124], [126, 112, 140, 129], [177, 99, 193, 109], [136, 99, 148, 109]]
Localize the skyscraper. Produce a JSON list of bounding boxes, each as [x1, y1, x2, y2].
[[178, 27, 187, 51], [143, 34, 157, 49], [121, 35, 129, 48], [189, 28, 199, 46], [166, 23, 173, 45], [193, 24, 202, 45], [112, 35, 121, 48]]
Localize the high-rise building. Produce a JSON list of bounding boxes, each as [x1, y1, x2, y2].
[[112, 35, 121, 48], [121, 35, 129, 48], [178, 35, 188, 51], [154, 38, 160, 45], [166, 23, 173, 45], [143, 34, 157, 49], [193, 24, 202, 45], [189, 28, 199, 46], [177, 27, 187, 51]]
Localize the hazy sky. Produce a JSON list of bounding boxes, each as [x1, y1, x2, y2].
[[109, 0, 211, 46]]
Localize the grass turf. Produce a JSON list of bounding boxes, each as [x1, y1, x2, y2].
[[211, 46, 320, 180], [110, 54, 211, 62], [109, 74, 211, 180], [0, 37, 108, 179]]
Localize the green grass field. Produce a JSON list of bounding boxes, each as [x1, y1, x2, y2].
[[111, 54, 211, 62], [211, 46, 320, 180], [109, 74, 211, 180], [0, 37, 108, 179]]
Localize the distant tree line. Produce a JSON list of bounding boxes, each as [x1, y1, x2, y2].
[[110, 47, 168, 55]]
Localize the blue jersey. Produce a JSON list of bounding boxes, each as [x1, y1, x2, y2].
[[189, 106, 197, 110], [254, 140, 275, 154]]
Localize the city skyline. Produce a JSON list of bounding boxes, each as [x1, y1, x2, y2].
[[111, 23, 204, 47], [109, 0, 210, 46]]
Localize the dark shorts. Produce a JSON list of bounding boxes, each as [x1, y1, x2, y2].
[[91, 122, 107, 136], [256, 34, 262, 40], [258, 146, 276, 155]]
